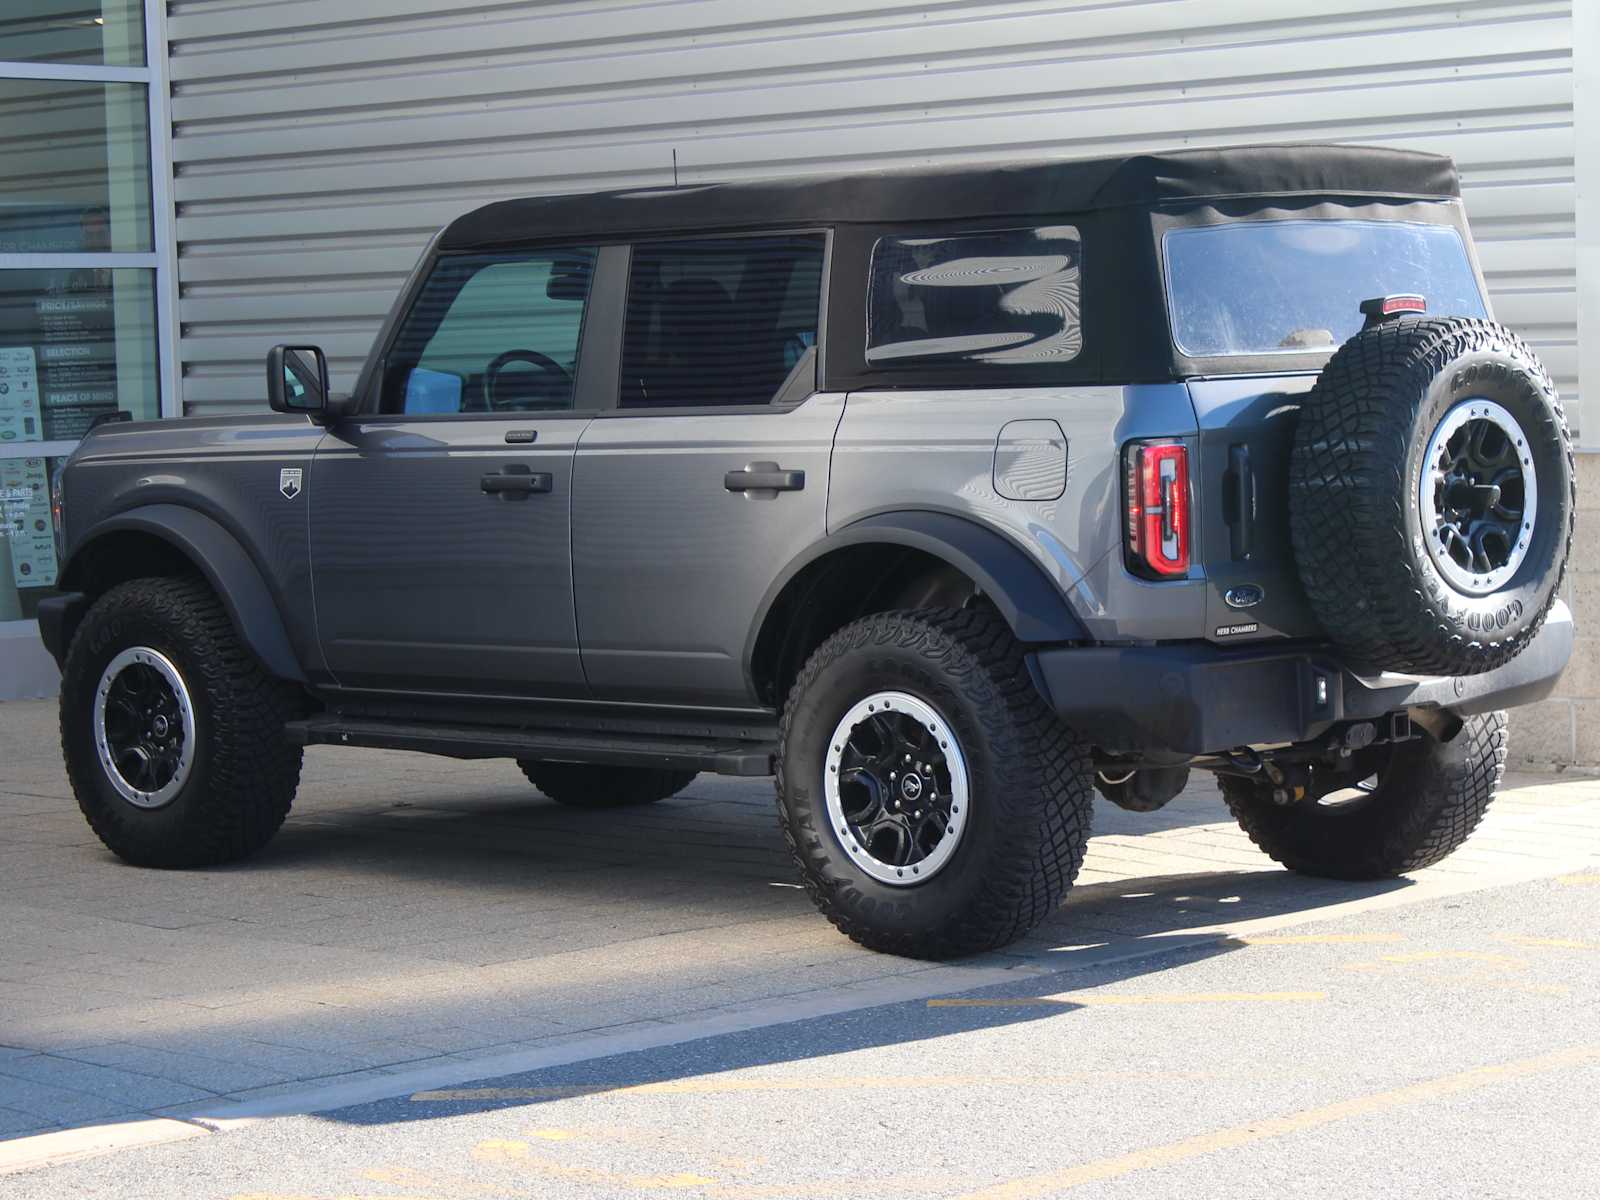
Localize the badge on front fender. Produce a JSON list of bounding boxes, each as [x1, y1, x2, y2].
[[279, 467, 302, 499]]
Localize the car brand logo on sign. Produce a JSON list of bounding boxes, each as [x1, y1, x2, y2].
[[279, 467, 302, 499]]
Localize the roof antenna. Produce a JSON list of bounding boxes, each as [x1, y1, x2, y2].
[[672, 147, 679, 188]]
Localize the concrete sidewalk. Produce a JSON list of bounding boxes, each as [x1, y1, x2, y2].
[[4, 696, 1599, 1146]]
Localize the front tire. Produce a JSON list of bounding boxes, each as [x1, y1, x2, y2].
[[1220, 712, 1507, 879], [776, 607, 1094, 960], [517, 761, 697, 807], [60, 576, 303, 868]]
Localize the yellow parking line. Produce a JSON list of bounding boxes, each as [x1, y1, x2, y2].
[[950, 1043, 1600, 1199], [929, 991, 1325, 1008], [1496, 934, 1600, 951], [1556, 872, 1600, 885], [1369, 950, 1526, 967]]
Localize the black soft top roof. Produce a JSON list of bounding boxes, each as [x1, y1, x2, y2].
[[438, 143, 1459, 250]]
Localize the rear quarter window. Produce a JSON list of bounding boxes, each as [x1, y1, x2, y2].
[[1163, 219, 1487, 358], [867, 225, 1083, 367]]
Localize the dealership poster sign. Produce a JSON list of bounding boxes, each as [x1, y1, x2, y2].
[[36, 294, 121, 438], [0, 346, 43, 445], [0, 457, 56, 590]]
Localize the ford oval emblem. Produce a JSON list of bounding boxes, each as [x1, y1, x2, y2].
[[1225, 584, 1265, 609]]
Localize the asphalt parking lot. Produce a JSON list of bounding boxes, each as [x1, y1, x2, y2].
[[4, 694, 1600, 1192], [22, 872, 1600, 1200]]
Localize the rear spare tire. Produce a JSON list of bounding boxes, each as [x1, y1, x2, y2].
[[1289, 317, 1573, 676]]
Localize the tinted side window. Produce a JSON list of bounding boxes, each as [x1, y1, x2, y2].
[[867, 226, 1082, 366], [620, 235, 825, 409], [380, 248, 595, 414]]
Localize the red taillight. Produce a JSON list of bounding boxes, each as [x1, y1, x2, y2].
[[1124, 441, 1190, 578]]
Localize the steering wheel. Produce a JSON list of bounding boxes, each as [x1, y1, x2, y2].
[[484, 348, 572, 411]]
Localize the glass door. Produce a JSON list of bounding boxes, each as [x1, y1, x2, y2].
[[0, 2, 171, 646]]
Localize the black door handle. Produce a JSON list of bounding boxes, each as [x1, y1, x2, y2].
[[482, 465, 552, 497], [725, 463, 805, 493]]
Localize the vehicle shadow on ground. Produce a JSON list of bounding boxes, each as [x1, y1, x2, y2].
[[318, 929, 1258, 1130]]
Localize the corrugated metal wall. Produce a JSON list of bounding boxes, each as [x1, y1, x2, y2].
[[164, 0, 1577, 417]]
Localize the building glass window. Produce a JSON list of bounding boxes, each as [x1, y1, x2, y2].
[[0, 269, 159, 438], [0, 1, 146, 68], [1, 0, 167, 655], [0, 78, 153, 252]]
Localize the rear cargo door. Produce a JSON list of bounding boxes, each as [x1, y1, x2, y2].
[[1188, 375, 1323, 645]]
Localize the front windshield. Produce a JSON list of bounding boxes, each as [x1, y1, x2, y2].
[[1163, 219, 1487, 357]]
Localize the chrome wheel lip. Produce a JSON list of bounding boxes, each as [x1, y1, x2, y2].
[[93, 646, 196, 810], [1418, 398, 1538, 596], [823, 690, 970, 886]]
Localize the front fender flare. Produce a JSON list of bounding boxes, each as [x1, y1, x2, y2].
[[57, 504, 306, 682]]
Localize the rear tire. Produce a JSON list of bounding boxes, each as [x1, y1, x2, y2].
[[517, 761, 697, 807], [776, 606, 1094, 960], [1220, 711, 1506, 879], [60, 576, 303, 868]]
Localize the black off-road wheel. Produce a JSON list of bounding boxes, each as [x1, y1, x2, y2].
[[1219, 712, 1506, 880], [1290, 317, 1574, 676], [776, 606, 1094, 960], [59, 576, 303, 868], [517, 761, 697, 807]]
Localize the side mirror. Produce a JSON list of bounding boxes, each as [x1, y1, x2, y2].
[[267, 345, 330, 417]]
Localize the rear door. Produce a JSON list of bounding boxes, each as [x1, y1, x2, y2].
[[1162, 215, 1493, 645], [309, 245, 608, 697], [571, 233, 839, 708]]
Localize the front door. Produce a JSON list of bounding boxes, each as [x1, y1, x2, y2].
[[309, 245, 603, 697], [572, 234, 836, 708]]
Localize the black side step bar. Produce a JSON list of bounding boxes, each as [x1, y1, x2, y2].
[[285, 716, 775, 777]]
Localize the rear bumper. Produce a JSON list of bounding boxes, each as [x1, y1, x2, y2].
[[36, 591, 89, 670], [1032, 599, 1574, 757]]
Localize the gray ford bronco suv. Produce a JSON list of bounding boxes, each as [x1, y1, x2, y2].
[[40, 145, 1576, 959]]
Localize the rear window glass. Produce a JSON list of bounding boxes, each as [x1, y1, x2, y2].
[[867, 226, 1082, 366], [1164, 219, 1486, 357]]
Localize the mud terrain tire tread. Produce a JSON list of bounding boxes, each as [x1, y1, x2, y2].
[[1289, 317, 1574, 676], [60, 576, 303, 868], [775, 606, 1094, 959], [1220, 711, 1506, 879]]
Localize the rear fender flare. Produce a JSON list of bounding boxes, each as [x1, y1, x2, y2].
[[746, 510, 1088, 688]]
